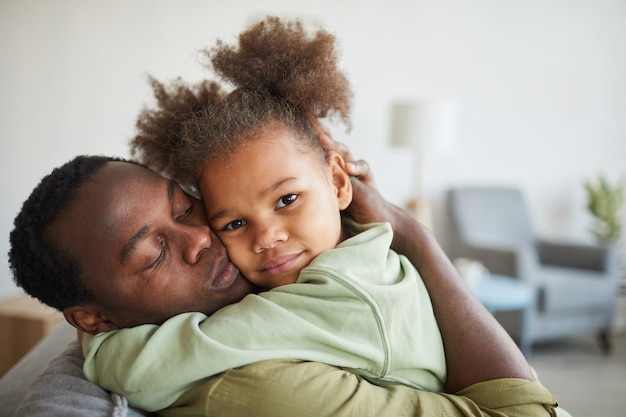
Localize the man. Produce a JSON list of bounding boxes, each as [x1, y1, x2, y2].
[[9, 154, 558, 416]]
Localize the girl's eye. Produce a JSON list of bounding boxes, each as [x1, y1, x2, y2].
[[276, 194, 298, 209], [224, 219, 247, 231]]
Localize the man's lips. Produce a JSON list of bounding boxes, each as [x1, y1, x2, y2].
[[259, 253, 302, 276], [211, 261, 240, 289]]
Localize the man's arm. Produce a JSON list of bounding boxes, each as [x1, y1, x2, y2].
[[346, 175, 536, 392], [163, 359, 556, 417]]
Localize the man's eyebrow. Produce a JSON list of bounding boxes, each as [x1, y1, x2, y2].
[[167, 179, 176, 201], [119, 180, 176, 263], [120, 225, 150, 264]]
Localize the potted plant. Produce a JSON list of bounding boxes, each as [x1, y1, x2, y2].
[[584, 174, 624, 243]]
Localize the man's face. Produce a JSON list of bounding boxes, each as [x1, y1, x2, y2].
[[47, 162, 255, 330]]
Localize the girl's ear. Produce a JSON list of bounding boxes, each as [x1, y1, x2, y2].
[[328, 151, 353, 210], [63, 305, 119, 335]]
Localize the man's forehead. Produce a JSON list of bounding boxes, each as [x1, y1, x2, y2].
[[102, 161, 161, 183], [92, 162, 168, 225], [47, 162, 165, 254]]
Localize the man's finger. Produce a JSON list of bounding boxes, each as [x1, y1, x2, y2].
[[346, 160, 376, 189]]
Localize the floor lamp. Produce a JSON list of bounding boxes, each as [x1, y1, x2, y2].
[[389, 100, 456, 230]]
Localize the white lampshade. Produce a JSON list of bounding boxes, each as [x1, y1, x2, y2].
[[389, 100, 456, 152], [389, 100, 457, 202]]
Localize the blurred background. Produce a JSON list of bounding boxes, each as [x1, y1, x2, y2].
[[1, 0, 625, 298], [1, 1, 625, 414]]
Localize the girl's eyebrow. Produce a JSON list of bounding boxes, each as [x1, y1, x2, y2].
[[208, 177, 298, 224], [258, 177, 297, 199]]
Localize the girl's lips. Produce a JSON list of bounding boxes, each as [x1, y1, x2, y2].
[[260, 253, 302, 276], [211, 262, 240, 289]]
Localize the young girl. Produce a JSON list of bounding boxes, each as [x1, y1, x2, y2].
[[83, 17, 446, 412]]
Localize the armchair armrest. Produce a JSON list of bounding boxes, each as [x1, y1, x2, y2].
[[458, 242, 539, 284], [536, 239, 618, 274]]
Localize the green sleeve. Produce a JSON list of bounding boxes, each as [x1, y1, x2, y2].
[[161, 359, 558, 417]]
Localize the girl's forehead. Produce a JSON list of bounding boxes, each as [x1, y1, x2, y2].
[[204, 133, 325, 182]]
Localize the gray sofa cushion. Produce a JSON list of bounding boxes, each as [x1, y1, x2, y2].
[[13, 343, 139, 417], [0, 322, 74, 416], [0, 322, 143, 417]]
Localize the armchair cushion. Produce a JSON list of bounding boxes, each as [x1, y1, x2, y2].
[[539, 265, 617, 313]]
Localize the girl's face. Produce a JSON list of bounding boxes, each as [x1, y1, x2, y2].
[[199, 123, 352, 289]]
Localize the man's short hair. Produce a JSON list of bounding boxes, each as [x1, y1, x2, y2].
[[9, 155, 134, 311]]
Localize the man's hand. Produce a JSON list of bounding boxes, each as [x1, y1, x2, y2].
[[318, 133, 410, 244], [318, 134, 386, 221], [318, 133, 376, 188]]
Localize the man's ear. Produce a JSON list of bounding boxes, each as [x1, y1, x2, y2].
[[328, 152, 353, 210], [63, 305, 119, 335]]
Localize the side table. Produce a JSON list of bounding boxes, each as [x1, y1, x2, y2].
[[470, 274, 535, 357], [0, 293, 64, 376]]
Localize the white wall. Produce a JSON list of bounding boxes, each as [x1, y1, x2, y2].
[[1, 0, 625, 299]]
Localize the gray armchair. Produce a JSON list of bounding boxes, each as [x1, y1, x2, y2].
[[445, 186, 620, 353]]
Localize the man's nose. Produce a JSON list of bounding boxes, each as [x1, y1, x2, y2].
[[181, 224, 213, 264], [252, 223, 287, 253]]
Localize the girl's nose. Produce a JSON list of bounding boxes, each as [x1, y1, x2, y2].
[[252, 223, 288, 253]]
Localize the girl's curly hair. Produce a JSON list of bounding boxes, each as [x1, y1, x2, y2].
[[131, 16, 352, 191], [130, 77, 226, 191], [209, 16, 351, 123]]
